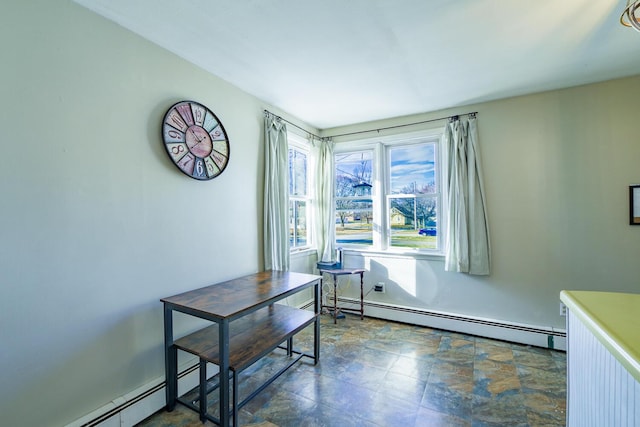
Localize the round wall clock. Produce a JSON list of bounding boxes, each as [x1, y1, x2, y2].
[[161, 100, 230, 180]]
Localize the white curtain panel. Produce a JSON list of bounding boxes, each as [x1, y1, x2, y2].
[[312, 137, 336, 263], [444, 116, 491, 275], [263, 115, 290, 271]]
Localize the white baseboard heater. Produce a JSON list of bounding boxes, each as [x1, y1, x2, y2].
[[332, 296, 566, 350], [66, 362, 204, 427]]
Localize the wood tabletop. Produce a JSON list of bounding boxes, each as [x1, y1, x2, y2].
[[161, 270, 321, 320]]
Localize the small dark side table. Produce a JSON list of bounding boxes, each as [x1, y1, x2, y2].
[[318, 267, 365, 323]]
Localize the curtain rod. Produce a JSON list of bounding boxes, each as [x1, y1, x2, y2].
[[263, 110, 322, 139], [328, 111, 478, 138], [263, 109, 477, 140]]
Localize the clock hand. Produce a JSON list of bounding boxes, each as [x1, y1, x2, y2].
[[189, 128, 204, 143]]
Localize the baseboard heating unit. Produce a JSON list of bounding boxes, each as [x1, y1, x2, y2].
[[67, 361, 205, 427], [334, 296, 566, 350]]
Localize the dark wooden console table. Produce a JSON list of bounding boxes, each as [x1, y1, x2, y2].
[[161, 270, 321, 427]]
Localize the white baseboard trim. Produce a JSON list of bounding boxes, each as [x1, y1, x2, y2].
[[66, 357, 211, 427]]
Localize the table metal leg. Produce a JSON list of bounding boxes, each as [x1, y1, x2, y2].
[[332, 274, 338, 324], [199, 359, 207, 422], [232, 370, 238, 427], [359, 272, 364, 320], [163, 305, 177, 411], [219, 319, 230, 427], [314, 279, 321, 363]]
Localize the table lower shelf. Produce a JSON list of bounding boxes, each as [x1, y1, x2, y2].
[[172, 303, 318, 425], [174, 304, 317, 371]]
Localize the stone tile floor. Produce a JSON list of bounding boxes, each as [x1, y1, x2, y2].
[[138, 313, 566, 426]]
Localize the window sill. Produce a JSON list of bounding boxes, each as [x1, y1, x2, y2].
[[340, 247, 445, 261], [290, 247, 317, 258]]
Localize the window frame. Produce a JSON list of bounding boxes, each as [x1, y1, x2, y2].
[[333, 128, 445, 256], [334, 149, 376, 249], [287, 131, 313, 252]]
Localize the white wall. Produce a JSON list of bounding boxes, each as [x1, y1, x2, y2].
[[0, 1, 319, 426], [325, 75, 640, 331]]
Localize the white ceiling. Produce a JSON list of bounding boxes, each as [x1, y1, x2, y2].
[[75, 0, 640, 129]]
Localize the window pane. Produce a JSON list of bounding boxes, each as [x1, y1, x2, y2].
[[335, 151, 373, 197], [389, 197, 437, 249], [289, 200, 307, 248], [389, 144, 436, 195], [289, 149, 307, 196], [336, 201, 373, 246]]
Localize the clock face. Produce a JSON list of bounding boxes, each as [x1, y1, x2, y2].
[[161, 101, 230, 180]]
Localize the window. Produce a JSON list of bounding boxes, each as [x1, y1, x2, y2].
[[388, 143, 438, 250], [334, 130, 443, 253], [335, 151, 374, 246], [288, 133, 311, 250]]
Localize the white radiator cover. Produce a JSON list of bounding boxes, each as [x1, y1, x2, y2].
[[566, 310, 640, 427]]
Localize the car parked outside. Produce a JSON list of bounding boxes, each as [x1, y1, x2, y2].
[[418, 227, 436, 236]]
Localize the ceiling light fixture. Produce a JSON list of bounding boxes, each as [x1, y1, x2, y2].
[[621, 0, 640, 32]]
